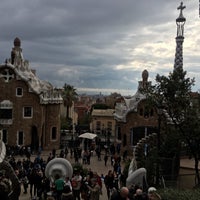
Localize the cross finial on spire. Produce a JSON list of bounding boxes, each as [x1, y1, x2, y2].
[[174, 2, 186, 70], [177, 2, 186, 16]]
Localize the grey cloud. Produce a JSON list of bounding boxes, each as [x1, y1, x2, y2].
[[0, 0, 199, 95]]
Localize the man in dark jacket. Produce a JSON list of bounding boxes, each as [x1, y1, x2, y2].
[[110, 187, 129, 200]]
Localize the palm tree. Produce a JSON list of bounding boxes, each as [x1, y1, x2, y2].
[[62, 83, 78, 119]]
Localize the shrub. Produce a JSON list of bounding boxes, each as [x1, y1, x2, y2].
[[72, 163, 88, 177], [158, 188, 200, 200]]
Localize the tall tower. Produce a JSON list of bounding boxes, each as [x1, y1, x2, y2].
[[174, 2, 186, 70]]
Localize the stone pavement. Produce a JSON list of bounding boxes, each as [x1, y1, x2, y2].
[[17, 152, 198, 199], [18, 150, 125, 200]]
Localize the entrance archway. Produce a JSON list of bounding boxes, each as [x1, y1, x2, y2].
[[131, 126, 157, 146]]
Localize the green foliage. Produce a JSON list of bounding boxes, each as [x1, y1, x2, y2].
[[72, 163, 88, 177], [159, 127, 180, 180], [78, 112, 91, 126], [60, 116, 72, 130], [62, 83, 78, 118], [91, 103, 111, 110], [142, 149, 157, 186], [159, 188, 200, 200], [62, 83, 78, 103], [142, 67, 200, 184], [160, 127, 179, 157], [153, 67, 194, 123]]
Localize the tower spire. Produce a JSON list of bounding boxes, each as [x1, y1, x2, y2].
[[174, 2, 186, 70]]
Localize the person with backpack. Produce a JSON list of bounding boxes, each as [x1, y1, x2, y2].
[[54, 174, 65, 200], [71, 171, 82, 200], [104, 170, 114, 199]]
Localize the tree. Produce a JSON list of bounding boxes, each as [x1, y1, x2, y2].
[[62, 83, 78, 119], [144, 67, 200, 185], [105, 92, 122, 108], [91, 103, 110, 110]]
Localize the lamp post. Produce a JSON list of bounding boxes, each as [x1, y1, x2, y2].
[[156, 107, 162, 185], [102, 124, 108, 148], [101, 124, 105, 144]]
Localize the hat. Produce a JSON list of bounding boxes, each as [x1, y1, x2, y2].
[[148, 187, 157, 193]]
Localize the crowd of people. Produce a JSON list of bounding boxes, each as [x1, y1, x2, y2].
[[0, 144, 162, 200]]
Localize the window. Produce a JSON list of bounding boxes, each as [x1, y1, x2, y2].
[[144, 106, 149, 118], [96, 121, 101, 131], [150, 109, 154, 116], [0, 109, 12, 119], [139, 108, 143, 116], [107, 121, 112, 137], [117, 126, 121, 140], [23, 107, 32, 118], [18, 131, 24, 145], [51, 127, 57, 140], [0, 129, 7, 144], [0, 68, 14, 82], [107, 121, 112, 131], [123, 134, 127, 146], [16, 87, 23, 97], [0, 100, 13, 124]]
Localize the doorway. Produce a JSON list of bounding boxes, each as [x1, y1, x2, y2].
[[31, 126, 39, 152]]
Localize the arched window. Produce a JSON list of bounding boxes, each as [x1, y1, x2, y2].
[[123, 134, 127, 147], [139, 108, 143, 116], [150, 109, 154, 116], [144, 106, 149, 118], [0, 100, 13, 124], [16, 87, 23, 97], [118, 126, 121, 140], [18, 131, 24, 145]]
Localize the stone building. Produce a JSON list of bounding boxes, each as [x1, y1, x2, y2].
[[0, 38, 63, 151], [114, 70, 158, 153], [90, 109, 116, 144], [114, 2, 188, 154]]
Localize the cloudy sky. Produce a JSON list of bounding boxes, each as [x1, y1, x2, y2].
[[0, 0, 199, 95]]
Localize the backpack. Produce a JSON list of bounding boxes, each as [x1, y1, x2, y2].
[[71, 180, 78, 188]]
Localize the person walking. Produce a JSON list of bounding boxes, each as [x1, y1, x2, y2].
[[104, 170, 114, 199], [54, 174, 65, 200], [87, 178, 101, 200], [104, 154, 108, 166]]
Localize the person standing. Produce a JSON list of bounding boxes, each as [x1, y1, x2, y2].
[[87, 151, 91, 165], [148, 187, 161, 200], [71, 171, 82, 200], [87, 178, 101, 200], [64, 177, 72, 191], [104, 170, 114, 199], [110, 186, 129, 200], [54, 174, 65, 200], [61, 185, 73, 200], [104, 154, 108, 166]]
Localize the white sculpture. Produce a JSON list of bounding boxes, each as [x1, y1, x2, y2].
[[45, 158, 73, 183]]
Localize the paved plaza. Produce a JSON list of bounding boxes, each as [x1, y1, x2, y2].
[[16, 150, 197, 199], [18, 149, 126, 200]]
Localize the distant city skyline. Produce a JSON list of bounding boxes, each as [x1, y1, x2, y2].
[[77, 87, 134, 96], [0, 1, 200, 96]]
